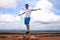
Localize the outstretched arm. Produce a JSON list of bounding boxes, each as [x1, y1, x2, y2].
[[19, 12, 25, 16], [31, 8, 41, 11]]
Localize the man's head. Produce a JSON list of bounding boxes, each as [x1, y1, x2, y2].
[[25, 4, 29, 9]]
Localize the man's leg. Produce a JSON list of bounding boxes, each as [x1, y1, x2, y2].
[[26, 24, 29, 31], [25, 24, 30, 34]]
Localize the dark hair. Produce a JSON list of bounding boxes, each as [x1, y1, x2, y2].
[[25, 4, 29, 6]]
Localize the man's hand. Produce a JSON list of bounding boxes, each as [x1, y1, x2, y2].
[[18, 14, 21, 16], [38, 8, 41, 10], [18, 12, 25, 16]]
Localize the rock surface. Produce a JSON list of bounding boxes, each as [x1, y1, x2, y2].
[[0, 33, 60, 40]]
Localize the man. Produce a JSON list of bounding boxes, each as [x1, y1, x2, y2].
[[19, 4, 41, 34]]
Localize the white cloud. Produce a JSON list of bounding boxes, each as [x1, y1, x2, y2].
[[0, 0, 17, 8], [0, 13, 21, 22], [36, 0, 53, 10], [30, 0, 60, 24], [30, 23, 60, 30]]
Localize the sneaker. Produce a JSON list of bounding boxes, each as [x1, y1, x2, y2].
[[26, 31, 30, 34]]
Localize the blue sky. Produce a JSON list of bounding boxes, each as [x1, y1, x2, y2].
[[0, 0, 60, 15], [48, 0, 60, 15], [0, 0, 39, 15], [0, 0, 60, 30]]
